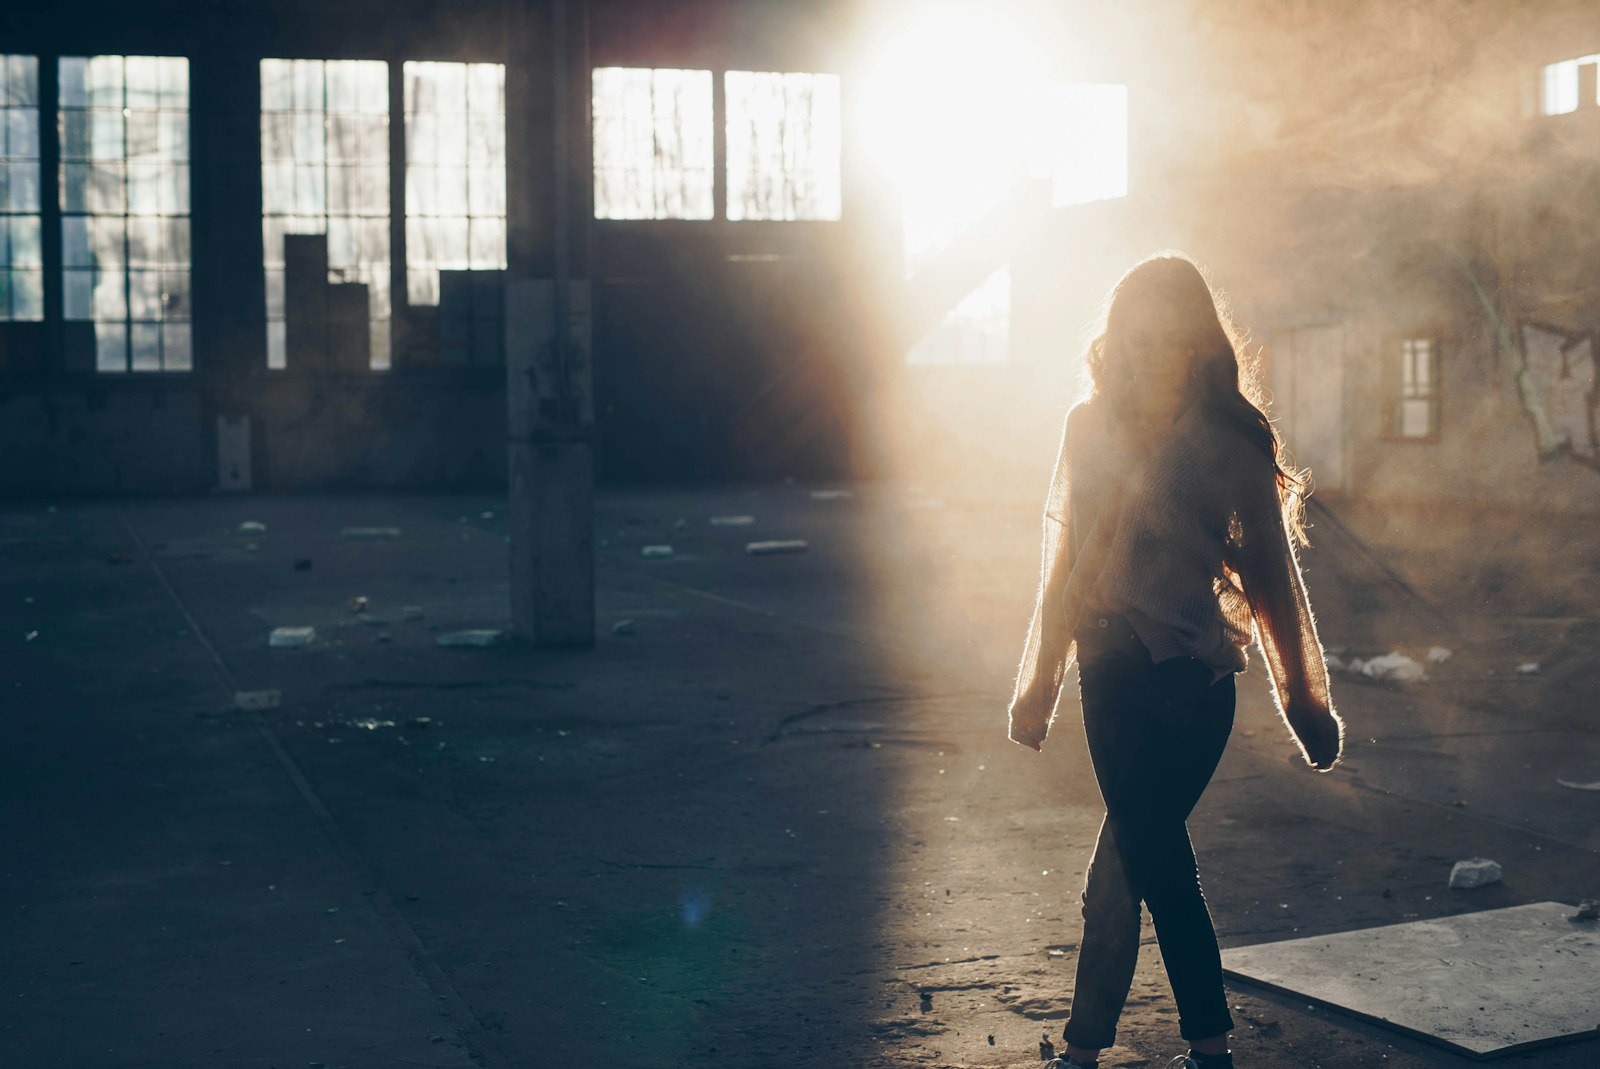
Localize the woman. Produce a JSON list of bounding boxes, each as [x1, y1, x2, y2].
[[1007, 254, 1343, 1069]]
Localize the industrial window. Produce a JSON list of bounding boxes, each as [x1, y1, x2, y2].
[[59, 55, 191, 372], [1541, 54, 1599, 115], [592, 67, 713, 220], [1395, 338, 1439, 439], [1, 55, 42, 322], [260, 59, 390, 369], [724, 71, 841, 221], [403, 61, 506, 306]]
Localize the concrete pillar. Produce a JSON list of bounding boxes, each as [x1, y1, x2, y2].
[[504, 0, 595, 647]]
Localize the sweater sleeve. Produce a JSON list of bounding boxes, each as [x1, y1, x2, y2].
[[1231, 457, 1344, 771], [1006, 407, 1080, 750]]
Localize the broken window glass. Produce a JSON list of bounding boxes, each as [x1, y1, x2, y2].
[[403, 61, 505, 306], [260, 58, 391, 369], [592, 67, 713, 220], [58, 55, 190, 370], [1, 54, 43, 321], [724, 71, 841, 222]]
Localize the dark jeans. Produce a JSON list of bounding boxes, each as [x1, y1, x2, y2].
[[1061, 613, 1237, 1050]]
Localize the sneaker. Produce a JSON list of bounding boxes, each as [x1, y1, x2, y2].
[[1167, 1058, 1200, 1069], [1046, 1057, 1098, 1069]]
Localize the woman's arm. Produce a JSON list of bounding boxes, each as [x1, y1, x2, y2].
[[1232, 458, 1344, 771], [1007, 408, 1081, 750]]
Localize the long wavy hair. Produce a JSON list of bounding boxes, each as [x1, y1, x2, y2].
[[1085, 253, 1310, 545]]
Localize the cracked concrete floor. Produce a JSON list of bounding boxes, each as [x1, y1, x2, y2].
[[2, 485, 1598, 1068]]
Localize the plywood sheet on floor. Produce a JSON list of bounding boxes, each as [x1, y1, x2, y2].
[[1222, 901, 1600, 1059]]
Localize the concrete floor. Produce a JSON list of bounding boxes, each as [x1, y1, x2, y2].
[[2, 485, 1598, 1068]]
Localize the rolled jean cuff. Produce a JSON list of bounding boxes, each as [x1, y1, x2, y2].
[[1061, 1019, 1116, 1051], [1178, 1007, 1236, 1042]]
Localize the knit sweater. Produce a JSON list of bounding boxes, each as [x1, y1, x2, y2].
[[1007, 398, 1343, 770]]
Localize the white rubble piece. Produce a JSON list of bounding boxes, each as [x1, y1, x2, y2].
[[746, 540, 808, 556], [640, 545, 674, 559], [1347, 651, 1427, 683], [339, 526, 403, 539], [1426, 646, 1453, 664], [1556, 777, 1600, 791], [436, 629, 507, 648], [1517, 661, 1540, 675], [233, 689, 282, 711], [1449, 857, 1503, 889], [809, 489, 853, 500], [237, 520, 266, 535], [268, 626, 316, 648], [709, 515, 756, 527]]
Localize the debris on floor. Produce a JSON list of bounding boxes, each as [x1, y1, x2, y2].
[[710, 515, 756, 526], [1517, 661, 1540, 674], [1570, 899, 1599, 921], [746, 540, 808, 556], [339, 526, 402, 539], [1556, 777, 1600, 791], [347, 595, 368, 613], [233, 689, 282, 711], [479, 510, 495, 520], [1426, 646, 1453, 664], [237, 521, 266, 535], [640, 545, 674, 559], [612, 619, 637, 636], [1342, 651, 1427, 683], [268, 626, 316, 648], [436, 629, 507, 647], [1448, 857, 1503, 889]]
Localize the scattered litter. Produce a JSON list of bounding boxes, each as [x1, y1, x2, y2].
[[1426, 646, 1453, 664], [294, 558, 313, 571], [612, 619, 637, 636], [349, 717, 396, 730], [479, 510, 495, 520], [1517, 661, 1540, 675], [1344, 651, 1427, 683], [1448, 857, 1503, 890], [23, 629, 38, 642], [268, 626, 316, 648], [746, 540, 808, 556], [1556, 777, 1600, 791], [340, 526, 402, 539], [437, 629, 507, 648], [672, 517, 689, 530], [401, 605, 425, 621], [1570, 899, 1598, 921], [238, 521, 266, 535], [347, 596, 368, 614], [709, 515, 756, 527], [640, 545, 674, 559], [233, 689, 282, 712], [810, 489, 853, 500]]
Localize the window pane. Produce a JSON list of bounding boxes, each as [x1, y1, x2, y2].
[[11, 268, 42, 319], [469, 217, 504, 269], [64, 268, 94, 318], [3, 161, 39, 211], [131, 322, 162, 370], [3, 55, 39, 107], [725, 71, 842, 221], [592, 67, 714, 220], [93, 269, 126, 319], [9, 214, 39, 265], [90, 109, 124, 159], [162, 323, 192, 370], [95, 323, 128, 371], [160, 270, 189, 319], [129, 269, 162, 318]]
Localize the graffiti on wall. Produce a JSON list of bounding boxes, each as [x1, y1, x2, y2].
[[1520, 323, 1598, 467]]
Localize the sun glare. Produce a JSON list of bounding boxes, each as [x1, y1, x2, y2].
[[861, 8, 1128, 362]]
